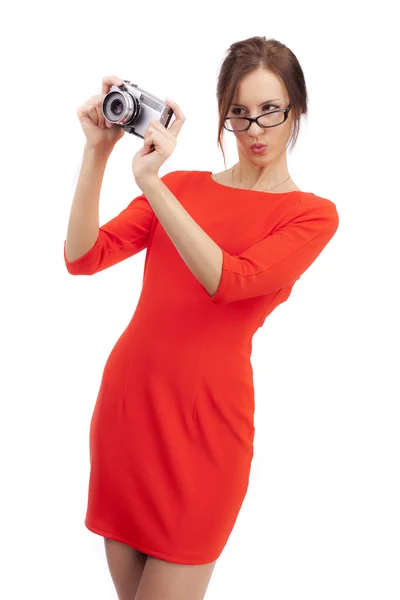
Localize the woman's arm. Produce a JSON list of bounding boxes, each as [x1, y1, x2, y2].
[[137, 177, 339, 303], [137, 177, 223, 297], [65, 144, 112, 262]]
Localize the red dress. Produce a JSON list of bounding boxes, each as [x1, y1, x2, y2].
[[64, 170, 339, 565]]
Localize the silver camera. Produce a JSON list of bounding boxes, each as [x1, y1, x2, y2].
[[102, 80, 174, 146]]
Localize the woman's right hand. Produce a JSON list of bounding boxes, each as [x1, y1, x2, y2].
[[77, 75, 126, 151]]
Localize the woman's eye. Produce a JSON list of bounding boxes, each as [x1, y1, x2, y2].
[[231, 104, 277, 115]]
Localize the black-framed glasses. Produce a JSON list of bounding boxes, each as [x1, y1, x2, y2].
[[224, 104, 292, 132]]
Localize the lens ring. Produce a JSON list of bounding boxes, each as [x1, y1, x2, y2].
[[103, 90, 136, 124]]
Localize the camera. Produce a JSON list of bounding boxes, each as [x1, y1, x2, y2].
[[102, 80, 174, 146]]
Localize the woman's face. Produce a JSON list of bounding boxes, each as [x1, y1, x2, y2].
[[227, 68, 294, 162]]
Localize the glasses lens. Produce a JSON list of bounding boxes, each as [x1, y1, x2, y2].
[[258, 111, 285, 127], [225, 111, 285, 131], [225, 118, 249, 132]]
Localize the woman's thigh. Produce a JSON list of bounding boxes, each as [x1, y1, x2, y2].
[[134, 555, 217, 600], [104, 537, 148, 600]]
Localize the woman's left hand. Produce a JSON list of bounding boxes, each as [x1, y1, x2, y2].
[[132, 98, 185, 186]]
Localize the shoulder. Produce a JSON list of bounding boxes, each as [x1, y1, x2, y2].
[[293, 193, 339, 233], [159, 170, 206, 191], [159, 169, 204, 184], [160, 170, 202, 182]]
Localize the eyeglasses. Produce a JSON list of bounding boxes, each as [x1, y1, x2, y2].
[[224, 104, 292, 132]]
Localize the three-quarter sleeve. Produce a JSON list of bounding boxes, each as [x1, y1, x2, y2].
[[210, 200, 339, 304], [64, 171, 178, 275]]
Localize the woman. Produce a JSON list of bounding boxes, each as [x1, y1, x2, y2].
[[64, 36, 339, 600]]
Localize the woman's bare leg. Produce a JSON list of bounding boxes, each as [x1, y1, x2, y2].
[[134, 555, 217, 600], [104, 537, 148, 600]]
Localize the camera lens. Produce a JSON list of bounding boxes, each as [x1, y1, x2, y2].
[[102, 90, 139, 126], [110, 99, 124, 116]]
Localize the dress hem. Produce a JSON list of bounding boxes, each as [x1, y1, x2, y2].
[[85, 519, 220, 565]]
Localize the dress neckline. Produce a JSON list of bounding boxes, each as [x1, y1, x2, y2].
[[206, 171, 309, 196]]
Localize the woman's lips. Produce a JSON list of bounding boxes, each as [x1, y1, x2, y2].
[[250, 145, 268, 154]]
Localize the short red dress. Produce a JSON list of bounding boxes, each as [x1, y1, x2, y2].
[[64, 170, 339, 565]]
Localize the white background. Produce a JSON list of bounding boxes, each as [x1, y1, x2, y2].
[[1, 1, 399, 599]]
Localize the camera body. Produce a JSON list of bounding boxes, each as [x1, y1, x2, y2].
[[102, 80, 174, 139]]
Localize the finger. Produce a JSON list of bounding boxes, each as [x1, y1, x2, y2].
[[87, 104, 99, 125], [164, 98, 185, 135], [144, 129, 166, 153], [146, 128, 176, 155], [142, 131, 155, 154], [85, 95, 103, 126], [149, 120, 170, 138], [102, 75, 124, 97], [94, 97, 106, 128]]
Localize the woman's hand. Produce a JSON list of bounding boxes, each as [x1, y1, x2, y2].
[[77, 75, 125, 152], [132, 98, 185, 186]]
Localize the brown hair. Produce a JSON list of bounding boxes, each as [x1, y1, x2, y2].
[[216, 36, 309, 169]]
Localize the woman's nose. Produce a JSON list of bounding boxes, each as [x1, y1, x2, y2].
[[248, 121, 265, 136]]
